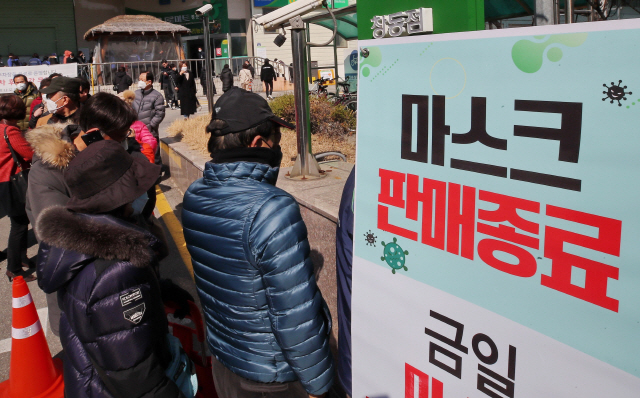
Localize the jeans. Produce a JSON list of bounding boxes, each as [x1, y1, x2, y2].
[[264, 80, 273, 97], [211, 356, 307, 398], [7, 213, 29, 273]]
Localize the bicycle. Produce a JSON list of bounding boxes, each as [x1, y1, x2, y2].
[[330, 77, 357, 115], [309, 77, 331, 97]]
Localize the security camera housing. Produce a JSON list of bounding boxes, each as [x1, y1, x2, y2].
[[195, 4, 213, 16], [254, 0, 324, 29]]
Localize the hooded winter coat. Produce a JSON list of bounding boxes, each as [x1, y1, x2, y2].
[[133, 88, 165, 137], [182, 160, 335, 396], [220, 66, 233, 92], [14, 82, 38, 131], [24, 124, 76, 233], [36, 206, 184, 398]]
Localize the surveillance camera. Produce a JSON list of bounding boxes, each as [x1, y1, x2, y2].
[[195, 4, 213, 16], [254, 0, 324, 29]]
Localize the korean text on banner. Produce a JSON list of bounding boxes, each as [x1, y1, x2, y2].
[[0, 64, 78, 93], [352, 19, 640, 398]]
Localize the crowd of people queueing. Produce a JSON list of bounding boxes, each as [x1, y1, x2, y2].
[[0, 51, 88, 67], [0, 66, 347, 397]]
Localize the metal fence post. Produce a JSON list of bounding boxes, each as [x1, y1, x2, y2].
[[202, 15, 215, 113]]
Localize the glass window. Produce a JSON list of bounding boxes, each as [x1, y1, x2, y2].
[[231, 37, 247, 57], [229, 19, 247, 34]]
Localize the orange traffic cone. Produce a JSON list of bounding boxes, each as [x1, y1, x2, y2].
[[0, 276, 64, 398]]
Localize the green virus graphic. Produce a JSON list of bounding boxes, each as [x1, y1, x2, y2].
[[380, 237, 409, 274], [603, 80, 632, 106], [511, 33, 588, 73]]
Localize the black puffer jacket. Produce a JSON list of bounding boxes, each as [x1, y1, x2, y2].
[[36, 207, 183, 398], [220, 66, 233, 92]]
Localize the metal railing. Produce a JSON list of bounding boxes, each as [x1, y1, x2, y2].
[[80, 57, 293, 96]]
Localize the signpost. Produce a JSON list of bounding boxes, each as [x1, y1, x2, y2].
[[352, 19, 640, 397]]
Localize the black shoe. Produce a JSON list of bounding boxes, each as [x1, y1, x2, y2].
[[6, 269, 36, 282]]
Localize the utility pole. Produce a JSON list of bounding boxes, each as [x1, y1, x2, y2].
[[201, 15, 215, 113], [288, 15, 324, 179]]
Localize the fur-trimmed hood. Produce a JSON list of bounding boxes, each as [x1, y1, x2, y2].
[[25, 123, 76, 169], [38, 206, 156, 267]]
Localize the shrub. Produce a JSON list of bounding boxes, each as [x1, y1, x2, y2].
[[269, 94, 355, 137]]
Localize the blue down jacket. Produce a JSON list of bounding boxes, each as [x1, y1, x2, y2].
[[36, 207, 182, 398], [182, 161, 335, 395]]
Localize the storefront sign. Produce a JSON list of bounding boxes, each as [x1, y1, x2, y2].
[[353, 20, 640, 398], [371, 8, 433, 39], [126, 0, 229, 35], [0, 64, 77, 94]]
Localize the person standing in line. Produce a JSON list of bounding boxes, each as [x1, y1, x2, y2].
[[41, 56, 50, 65], [12, 74, 38, 132], [28, 53, 42, 66], [0, 94, 35, 282], [260, 58, 276, 99], [37, 77, 82, 126], [133, 71, 165, 166], [176, 62, 197, 119], [182, 87, 334, 398], [336, 168, 355, 398], [0, 55, 4, 67], [35, 139, 187, 398], [78, 78, 92, 104], [28, 78, 51, 130], [238, 63, 252, 91], [114, 66, 133, 93], [220, 64, 233, 93]]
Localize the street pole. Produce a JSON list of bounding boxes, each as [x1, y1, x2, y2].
[[288, 15, 324, 180], [201, 15, 215, 113], [566, 0, 574, 23]]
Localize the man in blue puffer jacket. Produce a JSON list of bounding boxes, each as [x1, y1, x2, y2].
[[182, 87, 335, 397]]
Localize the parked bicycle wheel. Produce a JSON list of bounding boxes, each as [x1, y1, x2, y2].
[[343, 98, 357, 115]]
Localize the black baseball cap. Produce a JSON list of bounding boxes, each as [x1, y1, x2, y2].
[[208, 87, 295, 136], [40, 77, 82, 95]]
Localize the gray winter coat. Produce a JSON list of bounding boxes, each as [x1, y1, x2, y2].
[[132, 88, 165, 136], [25, 123, 76, 238]]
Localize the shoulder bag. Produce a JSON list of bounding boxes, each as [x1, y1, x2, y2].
[[2, 126, 29, 214]]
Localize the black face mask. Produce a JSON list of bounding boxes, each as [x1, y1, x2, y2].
[[268, 144, 283, 168]]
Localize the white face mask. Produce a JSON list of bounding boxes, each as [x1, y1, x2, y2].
[[44, 96, 63, 114], [138, 80, 148, 89], [16, 83, 27, 91], [181, 66, 188, 72]]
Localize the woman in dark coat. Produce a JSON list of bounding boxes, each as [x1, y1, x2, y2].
[[176, 61, 197, 119], [0, 94, 35, 281], [220, 64, 234, 92], [167, 64, 180, 110], [113, 66, 133, 93]]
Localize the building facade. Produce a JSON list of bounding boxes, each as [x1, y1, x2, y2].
[[1, 0, 356, 79]]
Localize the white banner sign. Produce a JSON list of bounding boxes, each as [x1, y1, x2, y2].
[[0, 64, 78, 93]]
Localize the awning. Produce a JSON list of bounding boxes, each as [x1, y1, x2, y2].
[[302, 4, 358, 40]]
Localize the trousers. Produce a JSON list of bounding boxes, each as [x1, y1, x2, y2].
[[211, 356, 307, 398], [264, 80, 273, 97], [7, 213, 29, 273]]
